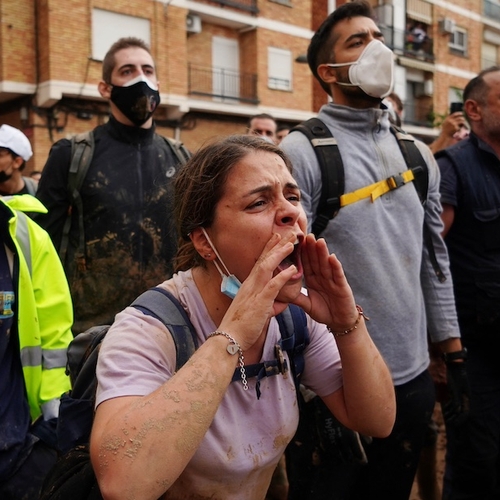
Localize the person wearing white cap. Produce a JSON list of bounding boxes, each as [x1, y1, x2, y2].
[[0, 124, 38, 196]]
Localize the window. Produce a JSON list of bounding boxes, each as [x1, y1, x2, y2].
[[482, 43, 498, 69], [448, 87, 463, 107], [92, 9, 150, 61], [449, 27, 467, 57], [268, 47, 292, 91]]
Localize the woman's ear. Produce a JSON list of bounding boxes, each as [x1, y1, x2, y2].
[[190, 227, 215, 260]]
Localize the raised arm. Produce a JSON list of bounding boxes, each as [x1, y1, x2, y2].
[[292, 234, 396, 437]]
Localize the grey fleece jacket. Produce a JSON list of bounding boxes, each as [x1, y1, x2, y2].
[[281, 103, 460, 386]]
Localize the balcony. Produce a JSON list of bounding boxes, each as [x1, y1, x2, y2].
[[210, 0, 258, 14], [381, 25, 434, 63], [484, 0, 500, 22], [403, 100, 434, 128], [188, 64, 259, 104]]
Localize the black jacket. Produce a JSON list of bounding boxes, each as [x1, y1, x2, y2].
[[36, 116, 181, 333], [437, 133, 500, 342]]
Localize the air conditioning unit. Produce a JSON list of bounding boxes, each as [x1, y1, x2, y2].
[[424, 79, 433, 96], [186, 14, 202, 34], [439, 18, 455, 35]]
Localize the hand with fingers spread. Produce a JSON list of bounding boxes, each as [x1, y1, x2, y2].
[[292, 234, 358, 331]]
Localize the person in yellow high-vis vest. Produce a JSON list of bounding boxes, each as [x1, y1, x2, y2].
[[0, 194, 73, 500]]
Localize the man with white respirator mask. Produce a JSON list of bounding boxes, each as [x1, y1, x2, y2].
[[281, 1, 467, 498]]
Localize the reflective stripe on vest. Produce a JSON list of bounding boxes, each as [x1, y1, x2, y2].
[[15, 210, 32, 276], [21, 345, 68, 369]]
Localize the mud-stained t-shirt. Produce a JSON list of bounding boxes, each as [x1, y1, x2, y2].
[[35, 116, 181, 333], [95, 269, 343, 500]]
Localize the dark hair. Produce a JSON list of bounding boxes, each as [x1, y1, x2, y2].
[[174, 135, 292, 272], [102, 37, 153, 83], [247, 113, 276, 128], [463, 66, 500, 106], [307, 0, 376, 95]]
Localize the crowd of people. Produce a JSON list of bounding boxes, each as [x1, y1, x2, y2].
[[0, 1, 498, 499]]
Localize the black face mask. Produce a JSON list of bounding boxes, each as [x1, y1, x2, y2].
[[0, 171, 12, 183], [110, 77, 161, 126]]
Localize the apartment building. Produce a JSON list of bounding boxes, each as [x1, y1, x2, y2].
[[0, 0, 499, 172], [377, 0, 499, 142]]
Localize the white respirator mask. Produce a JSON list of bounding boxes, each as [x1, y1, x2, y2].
[[326, 39, 394, 99]]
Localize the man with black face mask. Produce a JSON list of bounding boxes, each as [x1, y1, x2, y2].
[[35, 37, 189, 334], [281, 2, 468, 499]]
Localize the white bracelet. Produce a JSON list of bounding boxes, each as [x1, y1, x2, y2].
[[207, 330, 248, 391]]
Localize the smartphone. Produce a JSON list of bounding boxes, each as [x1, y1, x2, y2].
[[450, 102, 463, 114]]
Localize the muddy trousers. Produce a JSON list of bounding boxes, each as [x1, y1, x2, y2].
[[290, 369, 435, 500], [444, 342, 500, 500]]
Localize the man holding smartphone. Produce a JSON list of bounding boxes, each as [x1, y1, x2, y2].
[[429, 102, 469, 154]]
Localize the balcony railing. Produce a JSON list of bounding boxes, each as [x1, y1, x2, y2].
[[403, 100, 434, 127], [484, 0, 500, 21], [211, 0, 258, 14], [188, 64, 259, 104], [380, 26, 434, 62]]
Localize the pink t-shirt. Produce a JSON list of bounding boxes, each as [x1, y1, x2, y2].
[[96, 270, 342, 499]]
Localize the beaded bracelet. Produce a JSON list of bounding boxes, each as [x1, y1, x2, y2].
[[328, 305, 369, 337], [207, 330, 248, 390]]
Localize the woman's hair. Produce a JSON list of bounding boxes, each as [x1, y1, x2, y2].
[[174, 134, 293, 272]]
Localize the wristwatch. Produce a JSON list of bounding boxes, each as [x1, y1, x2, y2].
[[442, 348, 468, 363]]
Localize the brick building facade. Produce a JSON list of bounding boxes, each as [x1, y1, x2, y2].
[[0, 0, 498, 172]]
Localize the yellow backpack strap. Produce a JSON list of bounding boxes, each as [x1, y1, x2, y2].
[[340, 169, 416, 208]]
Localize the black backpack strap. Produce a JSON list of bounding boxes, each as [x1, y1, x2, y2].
[[391, 126, 446, 283], [291, 118, 344, 237], [60, 131, 95, 271], [131, 287, 199, 370], [391, 125, 428, 204]]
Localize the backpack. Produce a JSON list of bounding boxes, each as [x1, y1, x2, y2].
[[292, 117, 446, 283], [40, 288, 309, 500], [59, 131, 191, 271]]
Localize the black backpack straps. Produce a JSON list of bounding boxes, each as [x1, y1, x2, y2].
[[60, 131, 95, 270], [291, 118, 344, 238], [131, 287, 198, 370], [391, 126, 446, 283], [391, 125, 428, 204]]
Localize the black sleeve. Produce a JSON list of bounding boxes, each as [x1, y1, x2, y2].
[[436, 155, 459, 208], [34, 139, 72, 250]]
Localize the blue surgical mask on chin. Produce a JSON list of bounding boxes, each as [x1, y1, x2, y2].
[[220, 274, 242, 300], [201, 228, 242, 299]]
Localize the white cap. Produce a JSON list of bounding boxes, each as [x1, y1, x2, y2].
[[0, 124, 33, 161]]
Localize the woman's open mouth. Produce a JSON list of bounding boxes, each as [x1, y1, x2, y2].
[[277, 237, 303, 277]]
